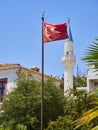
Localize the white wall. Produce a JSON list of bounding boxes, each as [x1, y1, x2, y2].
[[87, 66, 98, 91], [0, 68, 18, 94]]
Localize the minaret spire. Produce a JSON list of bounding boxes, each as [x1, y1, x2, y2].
[[62, 19, 76, 94]]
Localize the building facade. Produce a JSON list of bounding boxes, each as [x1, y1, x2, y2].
[[0, 64, 62, 102], [87, 65, 98, 92]]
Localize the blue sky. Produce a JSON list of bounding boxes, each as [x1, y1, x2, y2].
[[0, 0, 98, 78]]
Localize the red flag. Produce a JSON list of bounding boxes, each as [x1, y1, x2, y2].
[[43, 22, 68, 43]]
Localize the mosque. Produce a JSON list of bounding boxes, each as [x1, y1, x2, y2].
[[0, 42, 97, 102]]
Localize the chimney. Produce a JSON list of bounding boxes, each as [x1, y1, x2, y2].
[[31, 65, 40, 72]]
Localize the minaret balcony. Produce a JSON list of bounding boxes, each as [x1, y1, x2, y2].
[[62, 55, 76, 68], [62, 55, 76, 61]]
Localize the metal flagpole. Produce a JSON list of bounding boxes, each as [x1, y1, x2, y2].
[[41, 12, 44, 130]]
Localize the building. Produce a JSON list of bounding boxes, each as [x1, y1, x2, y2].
[[0, 63, 62, 102], [75, 65, 98, 92], [87, 65, 98, 92]]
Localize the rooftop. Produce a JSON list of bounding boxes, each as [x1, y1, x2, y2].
[[0, 63, 21, 69]]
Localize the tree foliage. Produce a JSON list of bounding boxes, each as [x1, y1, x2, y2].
[[60, 75, 87, 90], [74, 89, 98, 130], [45, 116, 72, 130], [46, 89, 97, 130], [0, 74, 65, 130], [73, 76, 87, 88]]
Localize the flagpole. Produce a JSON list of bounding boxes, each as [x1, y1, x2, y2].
[[41, 13, 44, 130]]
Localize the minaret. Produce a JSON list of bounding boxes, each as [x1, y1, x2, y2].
[[62, 19, 76, 93]]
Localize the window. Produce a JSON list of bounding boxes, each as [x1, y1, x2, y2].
[[0, 78, 7, 102]]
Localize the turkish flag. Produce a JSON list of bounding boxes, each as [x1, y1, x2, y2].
[[43, 22, 68, 43]]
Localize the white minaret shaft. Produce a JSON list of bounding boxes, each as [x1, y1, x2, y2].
[[62, 40, 76, 93]]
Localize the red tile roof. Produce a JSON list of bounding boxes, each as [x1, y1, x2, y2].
[[0, 63, 62, 82], [0, 64, 21, 69]]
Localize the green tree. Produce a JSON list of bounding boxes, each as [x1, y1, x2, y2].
[[0, 74, 65, 130], [44, 78, 66, 128], [46, 89, 96, 130], [74, 89, 98, 130], [0, 74, 40, 130], [60, 75, 87, 90], [73, 76, 87, 89], [45, 116, 73, 130], [60, 75, 64, 90]]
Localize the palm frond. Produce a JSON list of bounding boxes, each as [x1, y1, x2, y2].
[[82, 40, 98, 69], [91, 125, 98, 130], [74, 108, 98, 129]]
